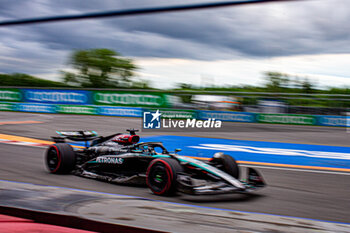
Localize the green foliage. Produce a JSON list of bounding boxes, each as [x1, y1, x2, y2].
[[173, 71, 324, 95], [0, 73, 70, 87], [172, 71, 350, 108], [264, 71, 290, 91], [327, 87, 350, 94], [301, 79, 314, 93], [177, 83, 194, 90], [63, 48, 137, 88], [130, 79, 152, 89]]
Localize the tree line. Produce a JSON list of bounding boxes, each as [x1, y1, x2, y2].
[[1, 48, 349, 96], [0, 48, 150, 89]]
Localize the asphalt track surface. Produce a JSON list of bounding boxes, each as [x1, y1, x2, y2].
[[0, 112, 350, 223]]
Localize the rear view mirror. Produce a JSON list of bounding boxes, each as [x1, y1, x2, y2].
[[175, 148, 182, 154]]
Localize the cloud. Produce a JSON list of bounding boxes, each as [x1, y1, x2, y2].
[[135, 53, 350, 89], [1, 0, 350, 58], [0, 0, 349, 87]]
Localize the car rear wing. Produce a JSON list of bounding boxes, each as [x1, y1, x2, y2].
[[52, 131, 99, 143]]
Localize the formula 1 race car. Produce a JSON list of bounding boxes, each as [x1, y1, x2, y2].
[[45, 129, 265, 196]]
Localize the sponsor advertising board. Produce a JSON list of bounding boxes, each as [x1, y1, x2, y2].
[[0, 89, 22, 102], [92, 91, 171, 107], [56, 105, 97, 115], [316, 115, 349, 127], [0, 87, 346, 128], [15, 103, 56, 113], [198, 110, 256, 123], [23, 89, 90, 105], [97, 106, 142, 117], [0, 102, 15, 111], [257, 113, 315, 125]]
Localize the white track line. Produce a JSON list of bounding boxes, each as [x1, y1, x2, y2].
[[241, 164, 350, 176]]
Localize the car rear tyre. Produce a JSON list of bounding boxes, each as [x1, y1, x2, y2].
[[46, 143, 75, 174], [146, 158, 183, 196], [210, 153, 239, 179]]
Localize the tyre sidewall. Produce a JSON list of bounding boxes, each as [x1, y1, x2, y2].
[[146, 158, 183, 196], [212, 154, 240, 179], [46, 143, 75, 174]]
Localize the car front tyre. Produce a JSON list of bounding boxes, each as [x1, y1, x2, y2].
[[210, 153, 240, 179]]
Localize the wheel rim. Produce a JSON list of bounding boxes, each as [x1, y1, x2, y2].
[[47, 147, 60, 172], [148, 163, 169, 193]]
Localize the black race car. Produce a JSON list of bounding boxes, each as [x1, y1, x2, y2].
[[45, 129, 265, 196]]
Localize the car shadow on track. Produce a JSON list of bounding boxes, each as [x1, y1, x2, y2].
[[179, 193, 265, 203]]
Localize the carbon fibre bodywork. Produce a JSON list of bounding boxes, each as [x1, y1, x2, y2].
[[47, 130, 266, 195]]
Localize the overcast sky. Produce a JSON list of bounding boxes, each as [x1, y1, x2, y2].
[[0, 0, 349, 88]]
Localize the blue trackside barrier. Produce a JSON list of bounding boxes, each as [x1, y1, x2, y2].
[[23, 89, 91, 105], [16, 102, 57, 113], [0, 100, 348, 127], [316, 115, 349, 127], [0, 102, 143, 117], [197, 110, 256, 123], [97, 106, 143, 117]]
